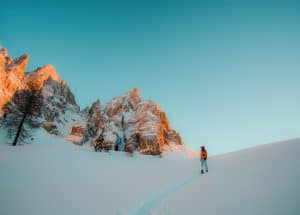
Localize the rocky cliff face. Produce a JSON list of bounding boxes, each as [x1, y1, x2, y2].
[[0, 48, 82, 135], [92, 88, 183, 154], [0, 49, 29, 111], [0, 48, 183, 154]]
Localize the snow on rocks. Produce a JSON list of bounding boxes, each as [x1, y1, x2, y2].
[[0, 48, 183, 155]]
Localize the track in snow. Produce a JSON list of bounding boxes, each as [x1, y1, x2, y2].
[[126, 172, 201, 215]]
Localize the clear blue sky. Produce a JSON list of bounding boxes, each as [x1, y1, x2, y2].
[[1, 0, 300, 155]]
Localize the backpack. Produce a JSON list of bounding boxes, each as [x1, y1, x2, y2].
[[201, 151, 207, 159]]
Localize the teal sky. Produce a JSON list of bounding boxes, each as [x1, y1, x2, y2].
[[1, 0, 300, 155]]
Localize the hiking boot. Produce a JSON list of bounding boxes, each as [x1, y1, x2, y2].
[[201, 170, 204, 174]]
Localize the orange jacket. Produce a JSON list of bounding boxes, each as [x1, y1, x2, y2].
[[200, 150, 207, 159]]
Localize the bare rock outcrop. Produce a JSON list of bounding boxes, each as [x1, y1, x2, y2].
[[65, 124, 88, 145], [0, 48, 82, 136], [0, 48, 29, 110], [86, 100, 104, 137], [43, 122, 59, 135], [91, 89, 184, 155]]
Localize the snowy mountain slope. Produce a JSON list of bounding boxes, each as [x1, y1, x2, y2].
[[0, 131, 299, 215], [0, 129, 188, 215], [149, 139, 300, 215]]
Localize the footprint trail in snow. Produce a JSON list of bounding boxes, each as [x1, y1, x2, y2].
[[126, 172, 200, 215]]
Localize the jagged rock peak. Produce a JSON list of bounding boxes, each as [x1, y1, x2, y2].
[[0, 49, 29, 110], [8, 54, 29, 70], [125, 88, 140, 103], [105, 88, 141, 117], [90, 99, 101, 112], [30, 64, 61, 81], [0, 48, 10, 60], [0, 48, 78, 123], [1, 51, 29, 78], [129, 87, 140, 97], [26, 64, 65, 91], [114, 88, 140, 103], [0, 48, 13, 69]]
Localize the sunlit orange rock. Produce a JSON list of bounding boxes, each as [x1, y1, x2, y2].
[[95, 89, 184, 155], [0, 48, 29, 111], [0, 48, 74, 112], [26, 64, 64, 91]]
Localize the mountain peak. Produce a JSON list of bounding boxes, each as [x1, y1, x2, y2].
[[131, 87, 140, 97], [0, 48, 9, 58], [26, 64, 64, 90], [105, 88, 141, 117], [126, 88, 140, 99], [4, 52, 29, 77], [0, 48, 71, 110]]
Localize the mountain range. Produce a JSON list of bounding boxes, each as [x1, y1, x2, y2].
[[0, 48, 183, 154]]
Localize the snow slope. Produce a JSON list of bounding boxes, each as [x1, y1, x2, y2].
[[0, 130, 299, 215], [149, 139, 300, 215]]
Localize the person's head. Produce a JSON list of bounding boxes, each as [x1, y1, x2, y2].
[[201, 146, 205, 151]]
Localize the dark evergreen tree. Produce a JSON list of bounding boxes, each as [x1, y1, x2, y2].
[[114, 134, 121, 151], [0, 90, 43, 146]]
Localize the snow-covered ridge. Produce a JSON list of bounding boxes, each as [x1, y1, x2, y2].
[[0, 48, 183, 155]]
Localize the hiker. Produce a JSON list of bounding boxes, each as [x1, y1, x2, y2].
[[200, 146, 208, 174]]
